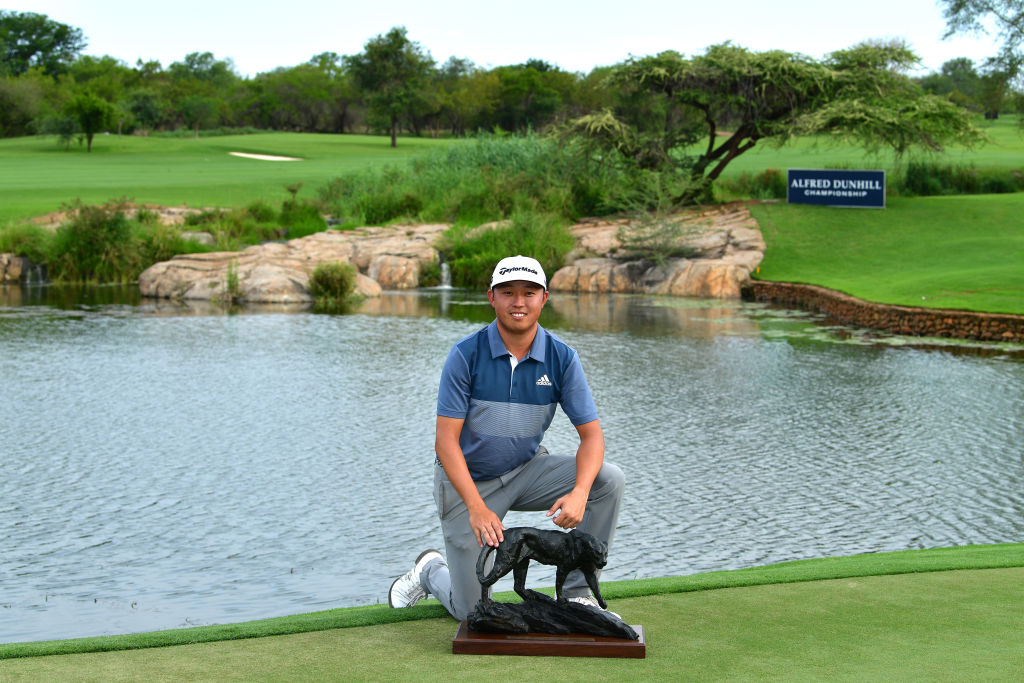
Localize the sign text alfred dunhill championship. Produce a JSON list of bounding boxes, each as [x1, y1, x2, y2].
[[787, 169, 886, 208]]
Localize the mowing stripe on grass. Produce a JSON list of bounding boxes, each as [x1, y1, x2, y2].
[[2, 542, 1020, 660], [1, 567, 1021, 680]]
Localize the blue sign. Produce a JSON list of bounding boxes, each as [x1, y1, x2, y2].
[[787, 169, 886, 208]]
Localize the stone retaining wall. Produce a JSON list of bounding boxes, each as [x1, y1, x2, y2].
[[743, 281, 1024, 343]]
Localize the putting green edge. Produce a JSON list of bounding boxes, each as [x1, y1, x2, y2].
[[3, 542, 1021, 660]]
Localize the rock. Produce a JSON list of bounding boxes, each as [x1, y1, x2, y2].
[[550, 204, 766, 299], [650, 260, 752, 298], [369, 255, 420, 289], [548, 258, 646, 293], [1, 253, 26, 283], [139, 224, 446, 303]]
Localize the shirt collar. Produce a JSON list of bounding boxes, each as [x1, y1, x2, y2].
[[487, 319, 547, 362]]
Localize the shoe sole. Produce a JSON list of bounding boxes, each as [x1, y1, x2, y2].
[[387, 577, 405, 608], [389, 549, 443, 608]]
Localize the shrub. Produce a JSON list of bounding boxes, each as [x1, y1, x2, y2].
[[246, 200, 277, 223], [899, 161, 1024, 196], [716, 168, 787, 200], [616, 214, 700, 264], [135, 221, 210, 265], [0, 223, 52, 264], [279, 201, 327, 239], [356, 190, 422, 225], [47, 200, 140, 282], [440, 210, 575, 290], [186, 206, 281, 248], [308, 261, 359, 313]]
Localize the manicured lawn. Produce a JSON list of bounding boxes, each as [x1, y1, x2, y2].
[[1, 544, 1021, 679], [750, 194, 1024, 315], [0, 133, 454, 224], [722, 115, 1024, 176]]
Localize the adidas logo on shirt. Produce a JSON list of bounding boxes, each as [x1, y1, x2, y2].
[[536, 374, 552, 386]]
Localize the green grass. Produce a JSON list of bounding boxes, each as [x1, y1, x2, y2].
[[1, 543, 1021, 679], [750, 194, 1024, 315], [720, 115, 1024, 177], [0, 133, 454, 224]]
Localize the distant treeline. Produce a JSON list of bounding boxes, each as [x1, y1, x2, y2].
[[0, 15, 623, 140], [1, 12, 1022, 142]]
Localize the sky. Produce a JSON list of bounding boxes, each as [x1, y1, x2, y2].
[[10, 0, 1003, 77]]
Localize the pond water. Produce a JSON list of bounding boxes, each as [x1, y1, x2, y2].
[[1, 285, 1022, 643]]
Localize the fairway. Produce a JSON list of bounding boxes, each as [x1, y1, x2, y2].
[[720, 115, 1024, 177], [0, 133, 455, 223]]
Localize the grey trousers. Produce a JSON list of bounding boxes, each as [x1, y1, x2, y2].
[[421, 451, 625, 621]]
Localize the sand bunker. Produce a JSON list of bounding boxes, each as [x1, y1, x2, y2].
[[228, 152, 303, 161]]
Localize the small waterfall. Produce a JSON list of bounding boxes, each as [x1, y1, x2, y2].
[[439, 261, 452, 289], [24, 263, 45, 286]]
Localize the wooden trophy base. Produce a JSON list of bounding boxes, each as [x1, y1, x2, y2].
[[452, 622, 646, 658]]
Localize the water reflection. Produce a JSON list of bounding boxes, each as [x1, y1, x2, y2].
[[1, 284, 1022, 643]]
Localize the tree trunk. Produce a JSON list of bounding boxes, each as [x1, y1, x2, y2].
[[390, 115, 398, 147]]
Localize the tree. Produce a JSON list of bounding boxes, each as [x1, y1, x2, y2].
[[125, 88, 163, 133], [246, 54, 355, 133], [567, 42, 983, 204], [168, 51, 237, 93], [64, 92, 113, 151], [940, 0, 1024, 57], [807, 41, 986, 155], [36, 111, 79, 149], [68, 55, 136, 102], [179, 95, 218, 138], [0, 11, 86, 76], [436, 58, 500, 135], [345, 26, 435, 147], [0, 70, 56, 137], [941, 0, 1024, 109], [492, 60, 576, 133]]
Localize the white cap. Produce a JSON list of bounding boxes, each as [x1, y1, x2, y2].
[[490, 255, 547, 290]]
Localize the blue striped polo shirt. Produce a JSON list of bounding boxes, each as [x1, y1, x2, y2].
[[436, 319, 599, 481]]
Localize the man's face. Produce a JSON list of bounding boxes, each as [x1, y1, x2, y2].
[[488, 280, 548, 335]]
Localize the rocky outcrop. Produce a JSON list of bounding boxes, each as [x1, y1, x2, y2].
[[136, 205, 764, 303], [549, 204, 765, 298], [138, 224, 447, 303]]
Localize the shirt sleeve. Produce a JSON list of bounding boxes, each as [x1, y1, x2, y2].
[[436, 344, 472, 418], [559, 351, 599, 426]]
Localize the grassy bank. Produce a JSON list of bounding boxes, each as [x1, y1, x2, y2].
[[750, 194, 1024, 315], [1, 543, 1021, 678]]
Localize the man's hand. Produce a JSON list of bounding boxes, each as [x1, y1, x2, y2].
[[546, 488, 588, 529], [469, 505, 506, 547], [437, 415, 507, 547], [546, 419, 604, 530]]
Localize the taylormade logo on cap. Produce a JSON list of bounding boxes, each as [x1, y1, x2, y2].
[[490, 255, 547, 290]]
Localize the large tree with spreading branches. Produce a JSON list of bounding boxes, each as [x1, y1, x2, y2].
[[565, 41, 984, 204]]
